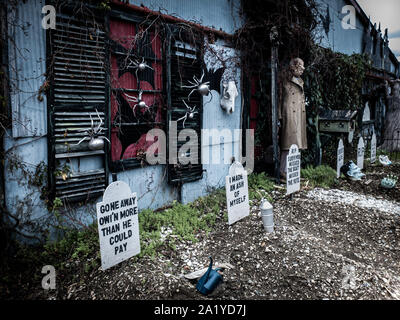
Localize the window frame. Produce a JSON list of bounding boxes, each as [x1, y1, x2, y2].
[[108, 9, 166, 172], [165, 26, 204, 184]]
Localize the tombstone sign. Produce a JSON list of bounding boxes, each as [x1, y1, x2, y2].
[[357, 137, 365, 170], [96, 181, 140, 270], [286, 144, 301, 195], [337, 139, 344, 178], [225, 162, 250, 225], [370, 132, 377, 164], [362, 103, 370, 122], [348, 130, 354, 144]]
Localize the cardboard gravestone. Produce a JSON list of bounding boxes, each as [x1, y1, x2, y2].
[[286, 144, 301, 195], [96, 181, 140, 270], [225, 162, 250, 225], [357, 137, 365, 170], [337, 139, 344, 178], [370, 132, 377, 164]]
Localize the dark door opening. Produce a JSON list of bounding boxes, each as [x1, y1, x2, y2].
[[243, 65, 275, 176]]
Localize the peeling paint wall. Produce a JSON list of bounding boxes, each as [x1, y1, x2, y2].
[[7, 0, 47, 138], [4, 0, 49, 239], [3, 134, 49, 238]]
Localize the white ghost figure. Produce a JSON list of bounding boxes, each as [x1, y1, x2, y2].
[[220, 81, 238, 114]]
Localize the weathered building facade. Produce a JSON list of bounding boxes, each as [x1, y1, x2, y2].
[[1, 0, 399, 240], [2, 0, 245, 239], [315, 0, 399, 146]]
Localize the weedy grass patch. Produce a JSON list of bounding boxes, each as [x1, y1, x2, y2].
[[301, 165, 338, 188], [139, 189, 225, 257], [248, 172, 275, 202], [2, 173, 278, 285], [24, 188, 227, 267]]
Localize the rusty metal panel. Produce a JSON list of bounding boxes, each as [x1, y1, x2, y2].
[[8, 0, 47, 138]]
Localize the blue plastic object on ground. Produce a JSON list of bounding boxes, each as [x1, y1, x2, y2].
[[196, 257, 223, 295]]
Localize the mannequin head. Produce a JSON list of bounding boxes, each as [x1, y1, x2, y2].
[[289, 58, 305, 78]]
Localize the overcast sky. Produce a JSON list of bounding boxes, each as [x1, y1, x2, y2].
[[357, 0, 400, 61]]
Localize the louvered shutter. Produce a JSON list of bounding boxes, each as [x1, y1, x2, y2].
[[166, 31, 203, 184], [48, 7, 109, 202]]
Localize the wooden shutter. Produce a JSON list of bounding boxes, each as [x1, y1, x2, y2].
[[48, 7, 109, 202], [166, 31, 203, 184]]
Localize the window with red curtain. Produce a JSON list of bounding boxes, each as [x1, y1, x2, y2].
[[109, 18, 164, 170]]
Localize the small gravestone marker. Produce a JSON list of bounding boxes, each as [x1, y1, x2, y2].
[[337, 139, 344, 178], [286, 144, 301, 195], [371, 132, 377, 164], [96, 181, 140, 270], [225, 162, 250, 225], [348, 130, 354, 144], [362, 103, 371, 122], [357, 137, 365, 170]]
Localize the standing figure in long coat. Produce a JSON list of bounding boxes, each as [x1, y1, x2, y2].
[[279, 58, 307, 178]]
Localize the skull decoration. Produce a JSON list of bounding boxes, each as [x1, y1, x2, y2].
[[74, 109, 110, 151], [220, 81, 238, 114]]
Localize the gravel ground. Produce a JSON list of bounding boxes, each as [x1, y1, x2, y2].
[[25, 163, 400, 300]]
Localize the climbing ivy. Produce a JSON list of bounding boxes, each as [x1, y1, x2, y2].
[[304, 46, 371, 113], [302, 46, 371, 166]]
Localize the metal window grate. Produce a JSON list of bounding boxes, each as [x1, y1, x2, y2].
[[167, 34, 203, 184], [48, 7, 108, 203]]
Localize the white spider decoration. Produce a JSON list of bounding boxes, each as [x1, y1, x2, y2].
[[123, 89, 150, 116], [74, 109, 110, 151], [177, 100, 198, 128], [127, 56, 154, 80], [181, 70, 212, 102]]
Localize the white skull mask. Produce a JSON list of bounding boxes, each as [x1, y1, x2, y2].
[[220, 81, 238, 113]]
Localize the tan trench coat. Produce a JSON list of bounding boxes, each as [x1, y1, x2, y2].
[[279, 76, 307, 151]]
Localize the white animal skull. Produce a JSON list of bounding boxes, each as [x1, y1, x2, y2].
[[220, 81, 238, 114]]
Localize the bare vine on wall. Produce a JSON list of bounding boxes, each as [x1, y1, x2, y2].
[[235, 0, 320, 78], [0, 1, 114, 244]]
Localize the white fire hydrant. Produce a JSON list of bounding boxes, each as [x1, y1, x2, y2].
[[260, 199, 274, 233]]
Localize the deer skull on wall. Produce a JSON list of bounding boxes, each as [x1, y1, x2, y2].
[[220, 81, 238, 114]]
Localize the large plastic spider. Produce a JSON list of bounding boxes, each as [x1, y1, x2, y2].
[[181, 70, 212, 103], [74, 109, 110, 150], [123, 89, 150, 116], [127, 56, 154, 80], [177, 100, 198, 128]]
